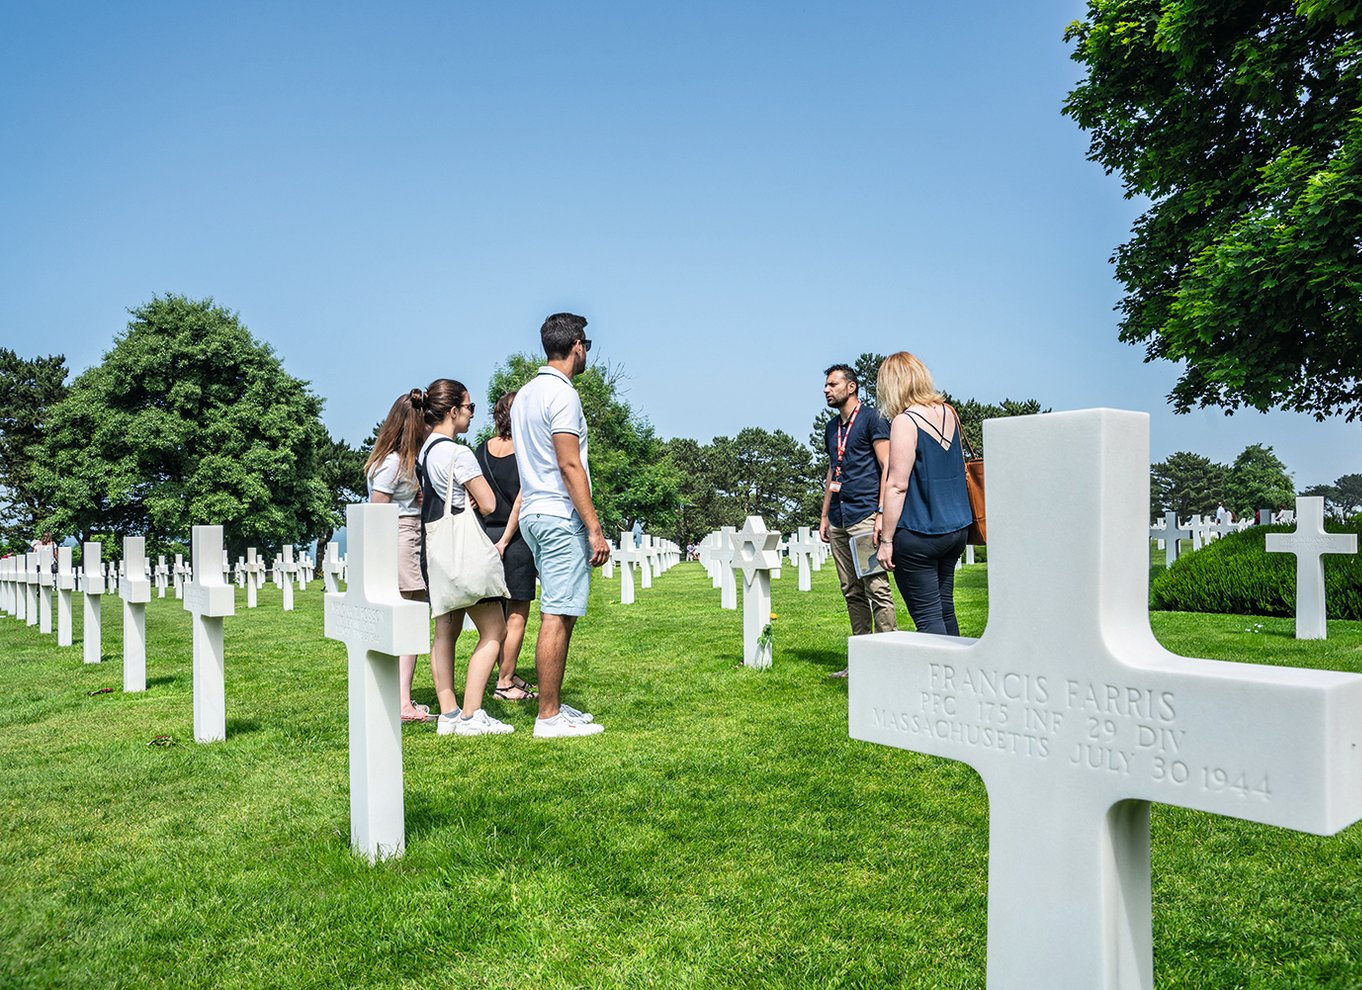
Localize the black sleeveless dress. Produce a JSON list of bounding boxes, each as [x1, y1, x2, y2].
[[474, 440, 538, 601]]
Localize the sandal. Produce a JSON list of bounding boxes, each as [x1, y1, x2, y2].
[[401, 706, 431, 723], [493, 683, 538, 701]]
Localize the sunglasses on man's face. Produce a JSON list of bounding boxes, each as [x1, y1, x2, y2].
[[579, 337, 592, 352]]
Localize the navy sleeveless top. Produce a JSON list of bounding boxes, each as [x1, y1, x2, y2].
[[898, 405, 973, 536]]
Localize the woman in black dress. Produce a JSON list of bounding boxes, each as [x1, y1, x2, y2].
[[475, 391, 539, 700]]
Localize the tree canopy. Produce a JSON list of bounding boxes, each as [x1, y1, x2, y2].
[[1223, 443, 1295, 516], [0, 349, 68, 553], [1064, 1, 1362, 419], [1150, 450, 1230, 516], [33, 295, 334, 555]]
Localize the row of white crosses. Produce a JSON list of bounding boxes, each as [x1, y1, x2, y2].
[[610, 532, 681, 605], [850, 409, 1362, 990]]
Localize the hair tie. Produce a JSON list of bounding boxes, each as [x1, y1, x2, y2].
[[408, 387, 424, 409]]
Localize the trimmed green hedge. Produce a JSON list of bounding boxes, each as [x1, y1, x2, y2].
[[1151, 519, 1362, 619]]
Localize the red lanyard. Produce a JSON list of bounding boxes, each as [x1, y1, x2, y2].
[[833, 405, 861, 481]]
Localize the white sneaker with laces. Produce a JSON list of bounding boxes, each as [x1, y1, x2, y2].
[[453, 709, 515, 736], [435, 707, 463, 736], [533, 712, 605, 738], [559, 703, 594, 723]]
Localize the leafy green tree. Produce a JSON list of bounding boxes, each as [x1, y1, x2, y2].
[[941, 396, 1048, 457], [1223, 443, 1295, 517], [1335, 473, 1362, 516], [668, 429, 822, 545], [316, 434, 369, 549], [33, 295, 334, 556], [1064, 1, 1362, 419], [1149, 451, 1229, 516], [1303, 472, 1362, 518], [0, 349, 69, 553], [484, 353, 680, 535]]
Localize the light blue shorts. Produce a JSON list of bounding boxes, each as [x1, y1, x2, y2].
[[521, 512, 591, 617]]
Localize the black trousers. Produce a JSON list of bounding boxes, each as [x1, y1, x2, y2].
[[891, 526, 969, 635]]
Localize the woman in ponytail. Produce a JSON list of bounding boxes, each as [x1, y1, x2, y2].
[[416, 378, 512, 737], [365, 389, 433, 722]]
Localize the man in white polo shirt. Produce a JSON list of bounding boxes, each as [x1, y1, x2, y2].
[[512, 312, 611, 738]]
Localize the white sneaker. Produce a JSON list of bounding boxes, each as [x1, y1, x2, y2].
[[435, 708, 463, 736], [533, 712, 605, 738], [453, 708, 514, 736], [560, 703, 594, 723]]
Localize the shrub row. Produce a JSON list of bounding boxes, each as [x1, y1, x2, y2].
[[1150, 519, 1362, 620]]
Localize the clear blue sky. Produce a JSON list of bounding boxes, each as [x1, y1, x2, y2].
[[1, 1, 1355, 489]]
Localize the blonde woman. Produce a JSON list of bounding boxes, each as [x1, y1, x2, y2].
[[875, 352, 972, 635]]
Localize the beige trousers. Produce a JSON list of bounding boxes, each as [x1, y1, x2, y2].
[[828, 514, 897, 635]]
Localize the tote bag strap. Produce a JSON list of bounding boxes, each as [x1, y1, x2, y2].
[[947, 405, 979, 461], [475, 442, 511, 513]]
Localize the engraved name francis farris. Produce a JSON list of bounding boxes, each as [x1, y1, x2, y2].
[[870, 662, 1271, 801]]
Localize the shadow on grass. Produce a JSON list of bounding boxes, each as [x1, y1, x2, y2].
[[225, 717, 262, 736], [146, 675, 177, 688], [784, 645, 848, 672]]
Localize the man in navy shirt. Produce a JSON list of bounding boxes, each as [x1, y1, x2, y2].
[[820, 364, 896, 674]]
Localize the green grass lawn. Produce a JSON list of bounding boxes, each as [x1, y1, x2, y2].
[[2, 563, 1361, 989]]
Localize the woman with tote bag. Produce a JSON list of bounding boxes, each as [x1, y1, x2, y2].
[[415, 378, 513, 737]]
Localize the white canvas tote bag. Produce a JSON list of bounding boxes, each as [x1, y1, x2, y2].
[[424, 451, 509, 616]]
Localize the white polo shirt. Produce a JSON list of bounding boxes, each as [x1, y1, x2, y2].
[[511, 366, 590, 519]]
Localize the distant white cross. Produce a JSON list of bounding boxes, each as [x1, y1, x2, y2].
[[324, 503, 429, 863], [185, 526, 235, 742], [123, 536, 152, 692], [280, 545, 297, 611], [81, 543, 105, 663], [55, 547, 74, 646], [1148, 510, 1191, 568], [1265, 496, 1358, 640], [23, 552, 38, 627], [716, 526, 737, 610], [36, 546, 54, 635], [850, 409, 1362, 990]]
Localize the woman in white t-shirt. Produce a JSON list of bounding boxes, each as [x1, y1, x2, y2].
[[365, 390, 433, 723], [416, 379, 512, 737]]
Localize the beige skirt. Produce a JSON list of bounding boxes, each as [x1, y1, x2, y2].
[[398, 515, 426, 593]]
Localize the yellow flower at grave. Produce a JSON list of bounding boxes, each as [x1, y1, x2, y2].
[[769, 612, 779, 620]]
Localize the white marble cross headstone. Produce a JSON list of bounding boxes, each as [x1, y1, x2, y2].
[[615, 531, 642, 605], [280, 545, 296, 611], [245, 548, 262, 608], [81, 543, 105, 663], [324, 503, 430, 863], [731, 515, 781, 669], [23, 552, 38, 627], [37, 546, 54, 635], [790, 526, 816, 592], [122, 536, 152, 692], [1148, 510, 1191, 568], [717, 526, 737, 610], [323, 542, 342, 594], [602, 538, 615, 579], [185, 526, 235, 742], [53, 547, 74, 646], [1265, 495, 1358, 641], [639, 534, 654, 590], [173, 553, 185, 599], [850, 409, 1362, 990], [156, 555, 168, 598]]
